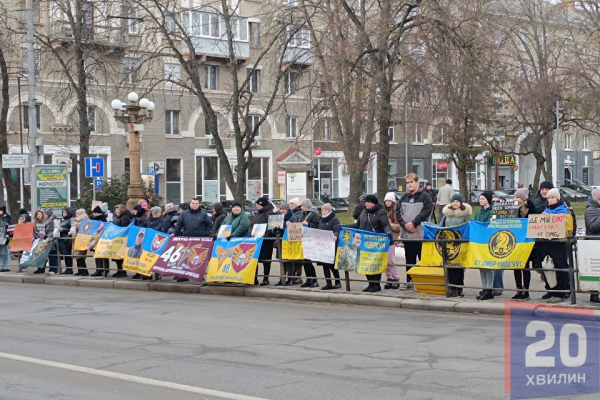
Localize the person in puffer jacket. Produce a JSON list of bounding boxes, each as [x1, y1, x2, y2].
[[112, 205, 132, 278], [58, 207, 76, 274], [298, 199, 320, 288], [89, 204, 109, 277], [584, 188, 600, 304], [440, 193, 471, 297]]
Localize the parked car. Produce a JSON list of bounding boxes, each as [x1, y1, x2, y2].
[[562, 182, 592, 196], [559, 187, 587, 202], [469, 190, 514, 204], [329, 197, 349, 212]]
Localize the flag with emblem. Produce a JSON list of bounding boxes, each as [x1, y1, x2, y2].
[[206, 237, 264, 284], [123, 225, 170, 276], [418, 222, 470, 267]]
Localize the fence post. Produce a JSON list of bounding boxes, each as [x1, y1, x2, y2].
[[441, 238, 451, 298], [344, 271, 351, 291], [568, 237, 577, 305]]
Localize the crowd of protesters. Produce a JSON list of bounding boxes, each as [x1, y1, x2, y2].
[[0, 172, 597, 304]]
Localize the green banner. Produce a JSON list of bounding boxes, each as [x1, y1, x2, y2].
[[33, 164, 69, 214]]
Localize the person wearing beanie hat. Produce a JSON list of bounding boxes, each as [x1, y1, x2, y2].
[[397, 173, 434, 289], [289, 198, 300, 207], [19, 208, 28, 216], [317, 203, 342, 290], [132, 204, 147, 227], [279, 201, 290, 211], [253, 197, 276, 285], [515, 188, 529, 202], [441, 191, 472, 297], [384, 192, 396, 203], [111, 205, 132, 278], [40, 208, 60, 275], [451, 192, 464, 204], [585, 188, 600, 303], [87, 203, 109, 277], [512, 186, 536, 300], [301, 199, 313, 208], [222, 200, 250, 238], [92, 205, 102, 214], [71, 208, 90, 276], [297, 197, 321, 288], [474, 191, 494, 300], [99, 202, 109, 214], [144, 207, 164, 231], [383, 193, 401, 289], [347, 192, 393, 293], [533, 181, 554, 214], [231, 201, 243, 209], [546, 188, 561, 200], [255, 197, 269, 208]]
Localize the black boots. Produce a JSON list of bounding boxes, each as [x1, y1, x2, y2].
[[384, 279, 400, 289]]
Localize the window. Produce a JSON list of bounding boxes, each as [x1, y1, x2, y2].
[[205, 117, 218, 138], [124, 157, 130, 174], [247, 68, 260, 92], [433, 124, 447, 144], [123, 57, 140, 84], [128, 8, 139, 34], [322, 119, 332, 140], [23, 104, 41, 130], [201, 12, 220, 38], [166, 159, 182, 204], [247, 114, 261, 137], [249, 22, 260, 47], [285, 71, 298, 94], [583, 168, 590, 185], [165, 13, 177, 32], [388, 126, 395, 142], [583, 134, 589, 151], [20, 0, 40, 22], [205, 65, 218, 90], [388, 160, 397, 175], [21, 45, 41, 77], [288, 26, 310, 48], [414, 124, 423, 143], [165, 110, 180, 135], [412, 159, 424, 178], [85, 57, 97, 80], [565, 132, 572, 150], [287, 116, 297, 139], [164, 61, 180, 84], [86, 106, 96, 132]]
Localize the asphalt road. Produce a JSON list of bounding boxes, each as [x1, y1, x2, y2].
[[0, 283, 594, 400]]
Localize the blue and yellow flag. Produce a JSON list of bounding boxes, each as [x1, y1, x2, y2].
[[466, 219, 534, 269], [73, 219, 103, 251], [206, 237, 264, 284], [419, 222, 470, 267], [335, 228, 389, 275], [123, 226, 170, 276], [281, 228, 303, 260], [93, 223, 129, 259]]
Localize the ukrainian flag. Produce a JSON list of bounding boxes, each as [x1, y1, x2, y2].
[[73, 219, 103, 251], [466, 219, 534, 269], [419, 222, 470, 267]]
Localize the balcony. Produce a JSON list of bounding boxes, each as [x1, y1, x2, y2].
[[49, 21, 126, 52], [283, 46, 313, 67], [184, 11, 250, 61]]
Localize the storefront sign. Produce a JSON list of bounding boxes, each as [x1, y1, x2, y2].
[[32, 164, 69, 216]]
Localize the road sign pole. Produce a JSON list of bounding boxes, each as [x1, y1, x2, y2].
[[93, 182, 96, 202]]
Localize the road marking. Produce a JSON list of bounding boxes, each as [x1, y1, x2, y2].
[[0, 351, 269, 400]]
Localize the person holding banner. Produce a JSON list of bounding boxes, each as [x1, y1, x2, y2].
[[474, 192, 494, 300], [440, 193, 472, 297], [222, 202, 251, 238], [145, 207, 163, 230], [210, 203, 228, 238], [538, 188, 574, 303], [274, 202, 298, 286], [254, 197, 276, 286], [112, 205, 132, 278], [132, 204, 147, 227], [384, 192, 401, 289], [318, 203, 342, 290], [58, 207, 76, 275], [289, 198, 304, 284], [512, 188, 535, 300], [174, 198, 212, 238], [41, 209, 59, 274], [89, 205, 109, 277], [71, 209, 90, 276], [585, 188, 600, 303], [347, 194, 392, 292], [299, 199, 320, 288], [0, 206, 11, 272]]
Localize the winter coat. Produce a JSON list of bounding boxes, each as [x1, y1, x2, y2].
[[292, 206, 303, 222], [473, 206, 493, 222], [72, 211, 90, 258], [211, 203, 228, 237], [544, 200, 574, 237], [347, 203, 392, 235], [352, 201, 365, 221], [298, 207, 320, 228], [113, 210, 132, 227], [317, 212, 341, 238], [44, 214, 57, 238], [252, 203, 276, 237], [0, 206, 12, 225], [441, 203, 472, 228], [160, 211, 178, 233], [424, 188, 437, 205], [223, 212, 251, 237], [532, 193, 547, 214], [132, 205, 147, 227], [437, 184, 454, 206], [174, 208, 212, 237], [58, 207, 75, 256], [518, 199, 535, 219], [385, 203, 401, 241], [145, 215, 163, 231], [585, 197, 600, 236], [397, 189, 434, 239], [87, 213, 107, 251]]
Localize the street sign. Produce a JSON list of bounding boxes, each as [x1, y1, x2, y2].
[[278, 171, 286, 184], [564, 158, 575, 166], [85, 157, 104, 178], [31, 164, 69, 216], [2, 154, 29, 169], [94, 179, 104, 191]]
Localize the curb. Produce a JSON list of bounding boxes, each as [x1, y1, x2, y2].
[[0, 272, 589, 316]]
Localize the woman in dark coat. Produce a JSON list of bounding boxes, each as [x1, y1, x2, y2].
[[112, 204, 132, 278], [318, 203, 341, 290], [298, 199, 321, 288], [273, 202, 297, 286], [346, 194, 392, 292], [210, 203, 228, 238], [58, 207, 75, 274], [513, 188, 535, 300], [89, 205, 109, 277], [253, 197, 276, 285]]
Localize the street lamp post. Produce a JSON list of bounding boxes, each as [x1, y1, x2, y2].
[[111, 92, 155, 210]]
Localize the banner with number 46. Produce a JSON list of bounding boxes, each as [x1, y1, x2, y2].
[[505, 302, 600, 399], [151, 236, 214, 282]]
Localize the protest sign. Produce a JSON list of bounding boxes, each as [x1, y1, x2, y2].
[[93, 223, 128, 259], [419, 222, 470, 267], [151, 236, 214, 282], [73, 219, 103, 251], [526, 214, 566, 239], [267, 214, 283, 230], [578, 240, 600, 291], [123, 226, 170, 276], [492, 201, 519, 219], [251, 224, 267, 238], [10, 222, 34, 252], [302, 227, 336, 264], [335, 228, 389, 275], [281, 228, 303, 260], [19, 238, 53, 269], [206, 237, 263, 284], [217, 225, 232, 238], [287, 222, 303, 241]]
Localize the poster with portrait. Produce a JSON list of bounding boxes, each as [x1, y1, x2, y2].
[[335, 228, 389, 275], [123, 226, 170, 276]]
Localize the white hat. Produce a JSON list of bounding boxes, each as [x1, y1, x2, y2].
[[289, 197, 300, 205], [384, 192, 396, 202]]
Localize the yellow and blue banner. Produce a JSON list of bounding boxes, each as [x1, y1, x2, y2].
[[93, 223, 129, 259], [73, 219, 103, 251], [335, 228, 389, 275], [281, 228, 303, 260], [123, 226, 170, 276], [419, 222, 470, 267], [206, 237, 264, 284], [466, 219, 534, 269]]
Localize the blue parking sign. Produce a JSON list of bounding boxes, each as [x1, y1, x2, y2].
[[94, 179, 104, 191], [506, 302, 600, 399]]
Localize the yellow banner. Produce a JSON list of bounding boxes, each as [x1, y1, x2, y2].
[[206, 238, 262, 284], [467, 242, 534, 269], [93, 237, 126, 259], [73, 233, 92, 251], [124, 251, 160, 276], [356, 250, 388, 275], [281, 240, 303, 260]]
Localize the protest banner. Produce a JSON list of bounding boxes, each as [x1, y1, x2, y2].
[[302, 227, 336, 264], [335, 228, 389, 275], [19, 238, 53, 269], [10, 222, 34, 252], [251, 224, 267, 238], [467, 219, 534, 269], [206, 237, 263, 284], [287, 222, 303, 241], [73, 219, 103, 251], [217, 225, 232, 238], [267, 214, 283, 230], [151, 236, 214, 282], [419, 222, 470, 267], [123, 226, 170, 276], [577, 240, 600, 291], [526, 214, 566, 239], [492, 201, 519, 219], [93, 223, 128, 259], [281, 228, 303, 260]]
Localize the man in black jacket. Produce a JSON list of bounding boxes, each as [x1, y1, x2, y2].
[[253, 197, 276, 285], [397, 173, 434, 286], [174, 198, 212, 237], [347, 194, 392, 292]]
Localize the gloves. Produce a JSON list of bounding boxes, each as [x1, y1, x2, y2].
[[226, 236, 232, 241]]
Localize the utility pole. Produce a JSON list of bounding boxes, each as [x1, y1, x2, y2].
[[26, 0, 40, 191]]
